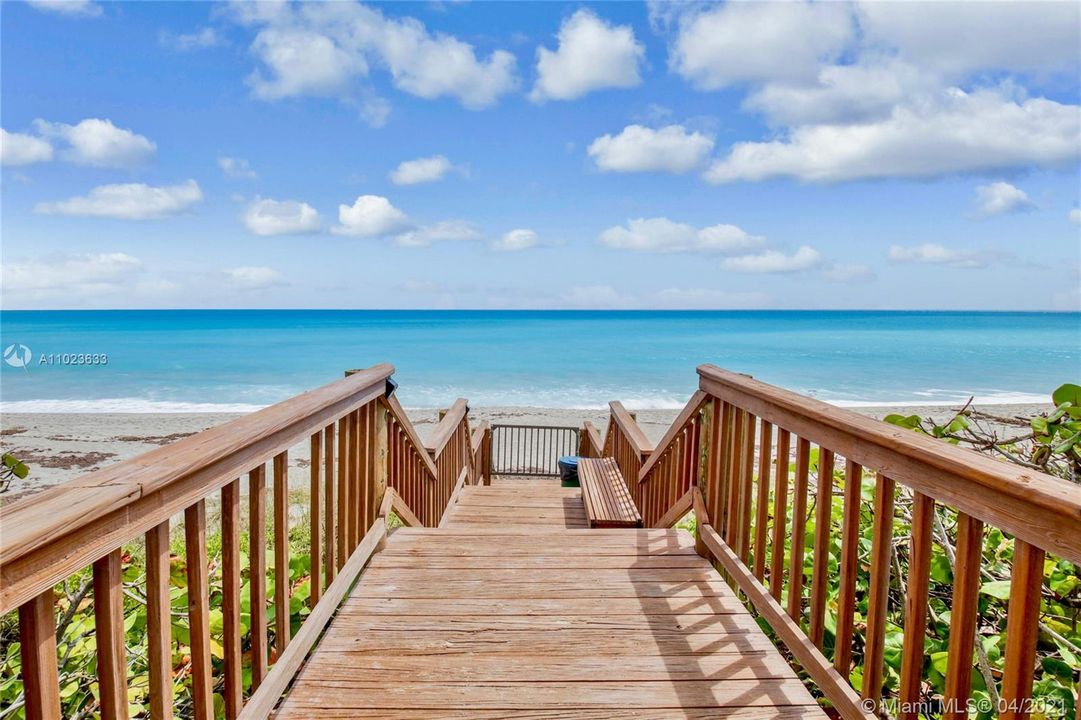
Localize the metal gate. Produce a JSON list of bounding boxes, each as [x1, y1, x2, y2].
[[490, 425, 580, 476]]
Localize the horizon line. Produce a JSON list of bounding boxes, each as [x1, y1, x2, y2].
[[1, 307, 1078, 313]]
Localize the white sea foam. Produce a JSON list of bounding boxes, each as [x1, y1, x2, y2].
[[828, 392, 1050, 408], [0, 389, 1051, 414], [0, 398, 267, 414]]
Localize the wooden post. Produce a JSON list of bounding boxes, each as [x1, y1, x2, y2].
[[18, 589, 61, 720], [373, 402, 389, 543]]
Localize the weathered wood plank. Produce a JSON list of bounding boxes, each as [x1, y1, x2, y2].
[[273, 678, 817, 709], [296, 653, 798, 682], [367, 554, 711, 569], [341, 595, 745, 615], [275, 709, 824, 720], [314, 628, 781, 655]]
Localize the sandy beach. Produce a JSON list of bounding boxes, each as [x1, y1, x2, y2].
[[0, 402, 1047, 503]]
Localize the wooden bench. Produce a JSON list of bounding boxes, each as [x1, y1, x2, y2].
[[578, 457, 643, 528]]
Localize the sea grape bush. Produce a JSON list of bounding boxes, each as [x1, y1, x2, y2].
[[0, 515, 316, 719]]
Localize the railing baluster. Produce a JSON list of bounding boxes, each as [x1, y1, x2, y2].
[[1000, 539, 1047, 720], [899, 492, 934, 719], [704, 399, 720, 525], [725, 408, 744, 546], [809, 448, 834, 648], [324, 422, 336, 583], [753, 420, 772, 580], [862, 472, 896, 710], [221, 481, 243, 719], [18, 589, 60, 720], [249, 464, 268, 689], [337, 414, 348, 568], [787, 438, 811, 623], [185, 500, 214, 720], [93, 548, 128, 720], [145, 521, 172, 720], [310, 432, 322, 607], [273, 451, 290, 654], [834, 459, 862, 677], [944, 513, 984, 720], [738, 413, 756, 563], [769, 428, 791, 601]]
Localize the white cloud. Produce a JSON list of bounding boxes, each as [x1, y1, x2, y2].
[[218, 156, 257, 179], [33, 118, 156, 168], [34, 180, 203, 220], [705, 88, 1081, 183], [2, 252, 141, 294], [856, 1, 1081, 76], [743, 61, 934, 127], [599, 218, 765, 254], [821, 263, 875, 282], [26, 0, 101, 17], [244, 198, 321, 236], [1069, 209, 1081, 225], [975, 181, 1034, 217], [226, 266, 286, 290], [333, 194, 411, 237], [888, 243, 989, 269], [390, 155, 453, 185], [1, 129, 54, 166], [248, 27, 367, 100], [492, 228, 539, 252], [394, 220, 482, 247], [530, 9, 644, 102], [161, 27, 225, 51], [588, 125, 714, 174], [238, 2, 517, 110], [722, 246, 821, 274], [658, 2, 1081, 185], [671, 1, 852, 89]]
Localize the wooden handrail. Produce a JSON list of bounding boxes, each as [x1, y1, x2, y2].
[[608, 401, 653, 456], [426, 398, 469, 456], [700, 524, 873, 720], [1, 363, 395, 612], [438, 466, 471, 528], [378, 487, 423, 528], [637, 390, 708, 482], [654, 488, 693, 528], [383, 394, 440, 479], [237, 517, 387, 720], [697, 364, 1081, 563], [579, 421, 603, 458], [471, 421, 491, 485]]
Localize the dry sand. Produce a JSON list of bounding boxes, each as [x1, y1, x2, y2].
[[0, 402, 1048, 503]]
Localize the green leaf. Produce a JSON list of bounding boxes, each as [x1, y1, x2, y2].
[[884, 414, 922, 430], [979, 580, 1012, 600], [930, 651, 949, 674], [1052, 383, 1081, 407]]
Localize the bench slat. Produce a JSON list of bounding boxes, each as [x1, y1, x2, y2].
[[579, 458, 643, 528]]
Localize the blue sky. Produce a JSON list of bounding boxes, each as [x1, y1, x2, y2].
[[1, 0, 1079, 310]]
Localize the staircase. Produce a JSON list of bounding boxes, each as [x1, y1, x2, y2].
[[271, 476, 823, 718]]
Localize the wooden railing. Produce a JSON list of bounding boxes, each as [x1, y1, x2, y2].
[[578, 421, 603, 458], [0, 365, 473, 719], [471, 420, 492, 486], [603, 365, 1081, 720], [600, 401, 653, 503], [635, 390, 709, 526]]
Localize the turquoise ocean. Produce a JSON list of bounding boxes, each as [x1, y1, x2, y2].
[[0, 310, 1077, 412]]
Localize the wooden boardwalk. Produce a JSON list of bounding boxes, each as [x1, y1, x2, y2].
[[273, 478, 825, 718]]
